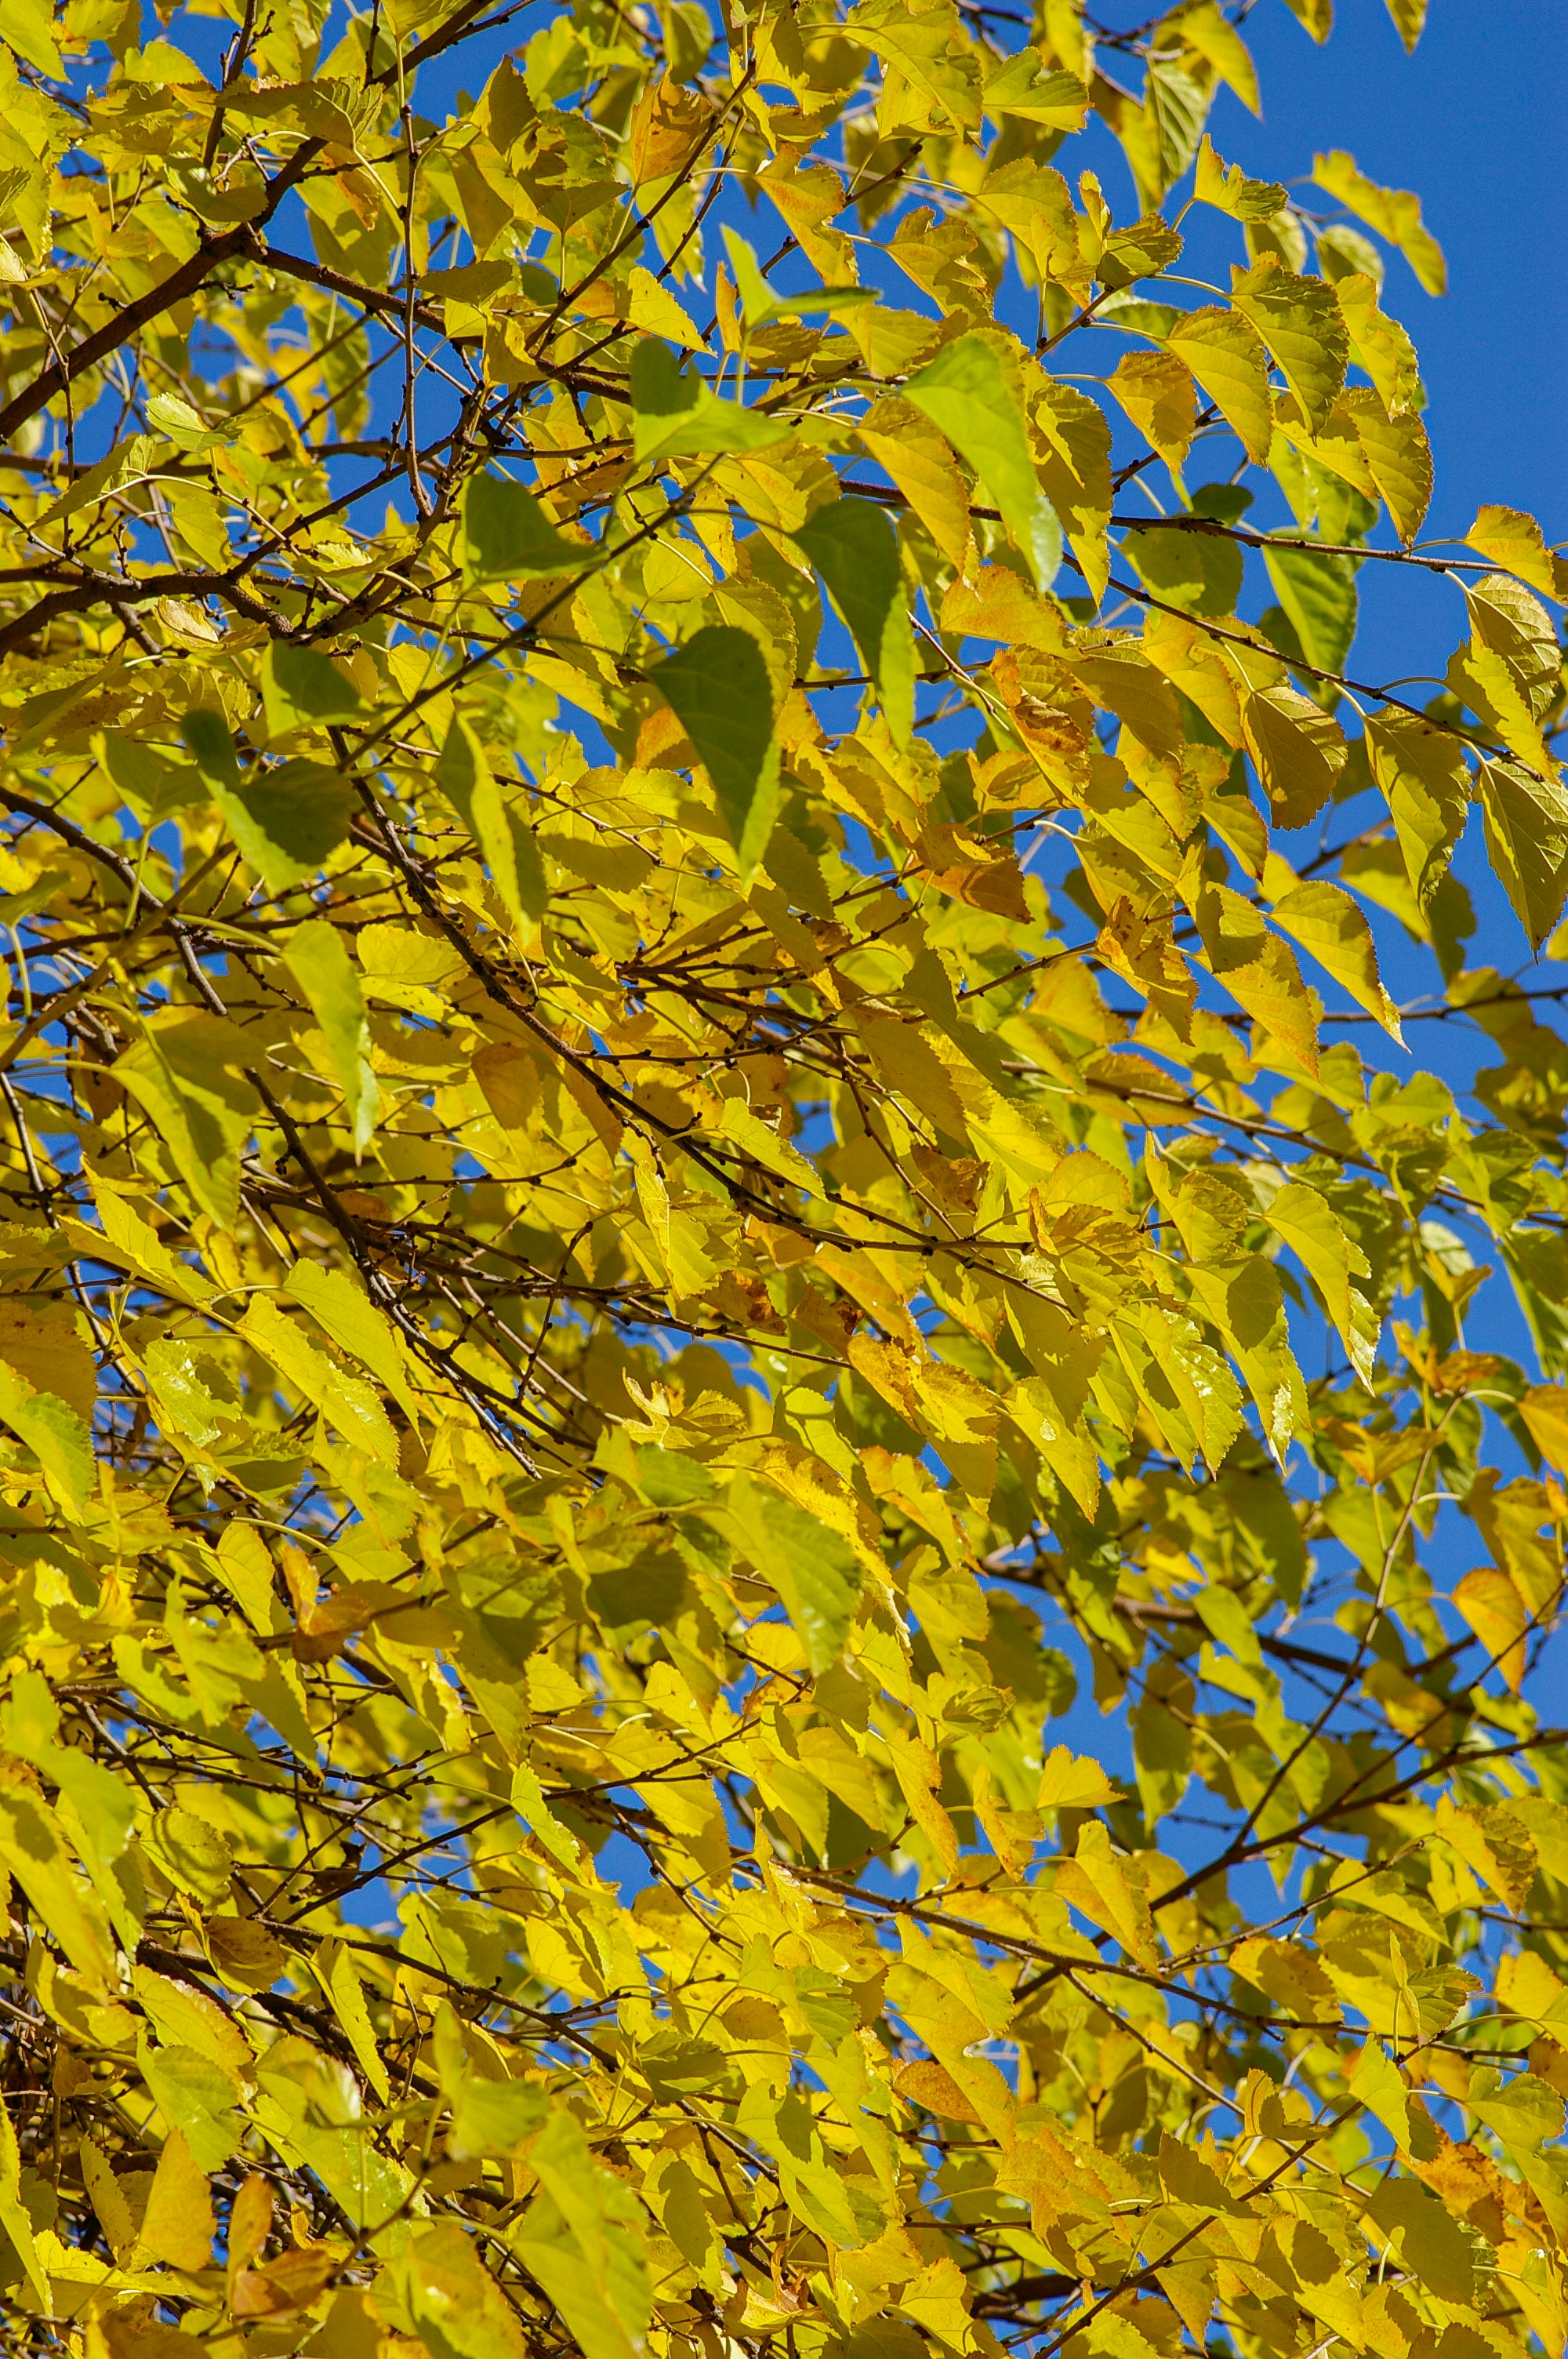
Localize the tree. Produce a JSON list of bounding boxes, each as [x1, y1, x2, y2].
[[0, 0, 1566, 2350]]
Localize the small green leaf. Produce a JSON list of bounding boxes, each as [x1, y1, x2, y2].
[[263, 642, 365, 735], [630, 341, 793, 463], [652, 624, 779, 871], [463, 473, 589, 582], [1120, 518, 1243, 617], [716, 1096, 826, 1199], [448, 2069, 549, 2159], [180, 704, 241, 783], [794, 497, 915, 745], [720, 228, 872, 329], [982, 52, 1088, 128], [1262, 539, 1359, 673], [143, 2045, 245, 2172], [183, 706, 353, 885], [904, 334, 1060, 587], [147, 392, 229, 452], [728, 1477, 862, 1673], [235, 767, 353, 891], [0, 1361, 91, 1507]]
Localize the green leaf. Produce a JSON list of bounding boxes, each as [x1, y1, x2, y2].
[[181, 711, 354, 889], [1261, 540, 1359, 673], [448, 2069, 550, 2159], [1120, 518, 1243, 618], [716, 1096, 826, 1199], [652, 624, 779, 871], [180, 703, 241, 783], [463, 473, 590, 582], [1349, 2037, 1414, 2147], [313, 1938, 391, 2102], [285, 1261, 425, 1427], [510, 2114, 652, 2359], [113, 1015, 260, 1232], [903, 334, 1060, 587], [720, 228, 874, 329], [794, 497, 915, 746], [728, 1476, 862, 1672], [0, 1359, 91, 1507], [393, 2219, 531, 2359], [143, 2044, 245, 2172], [982, 53, 1088, 129], [511, 1761, 583, 1870], [263, 642, 366, 735], [1468, 2068, 1566, 2164], [630, 341, 794, 463], [282, 918, 380, 1155]]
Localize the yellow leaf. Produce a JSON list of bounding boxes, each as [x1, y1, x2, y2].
[[1242, 683, 1346, 826], [1452, 1566, 1531, 1691], [1054, 1820, 1156, 1964], [1467, 504, 1559, 599], [1266, 1182, 1376, 1384], [1230, 254, 1349, 434], [132, 1965, 253, 2085], [138, 2126, 215, 2271], [859, 400, 973, 569], [1346, 390, 1432, 542], [626, 264, 705, 349], [1313, 149, 1447, 294], [1269, 879, 1402, 1038], [1334, 271, 1423, 417], [0, 2098, 47, 2307], [313, 1939, 391, 2102], [1349, 2037, 1414, 2148], [1519, 1386, 1568, 1470], [1163, 306, 1274, 463], [1036, 1746, 1122, 1808], [895, 2059, 983, 2121], [1364, 707, 1472, 909], [1436, 1795, 1538, 1910], [1104, 349, 1199, 471]]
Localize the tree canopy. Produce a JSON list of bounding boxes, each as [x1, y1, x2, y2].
[[1, 0, 1567, 2354]]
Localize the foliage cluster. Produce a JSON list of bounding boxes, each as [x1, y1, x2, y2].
[[0, 0, 1566, 2355]]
